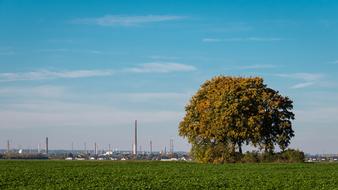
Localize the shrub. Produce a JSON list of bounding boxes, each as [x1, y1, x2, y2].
[[278, 149, 305, 163], [241, 151, 260, 163]]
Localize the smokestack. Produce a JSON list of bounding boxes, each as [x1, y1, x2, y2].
[[133, 120, 138, 156], [45, 137, 48, 155], [150, 140, 152, 154], [7, 140, 10, 153], [94, 142, 97, 155], [170, 139, 174, 154], [84, 142, 87, 154]]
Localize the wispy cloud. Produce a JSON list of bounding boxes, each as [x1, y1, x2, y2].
[[107, 92, 192, 103], [0, 87, 188, 129], [0, 62, 197, 82], [35, 48, 104, 54], [290, 82, 314, 89], [276, 73, 324, 81], [237, 64, 278, 69], [148, 55, 180, 60], [276, 73, 324, 89], [126, 62, 196, 73], [0, 101, 184, 129], [0, 70, 114, 82], [0, 83, 192, 113], [72, 15, 186, 26], [0, 85, 66, 98], [202, 37, 283, 43]]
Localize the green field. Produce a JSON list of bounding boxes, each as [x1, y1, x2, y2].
[[0, 161, 337, 189]]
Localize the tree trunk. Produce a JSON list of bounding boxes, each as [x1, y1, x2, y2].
[[231, 142, 236, 155], [238, 142, 242, 154]]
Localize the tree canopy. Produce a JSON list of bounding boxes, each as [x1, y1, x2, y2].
[[179, 76, 295, 163]]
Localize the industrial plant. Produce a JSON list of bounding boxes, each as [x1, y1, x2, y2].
[[0, 120, 191, 161]]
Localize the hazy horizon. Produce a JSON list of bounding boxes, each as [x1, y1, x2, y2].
[[1, 0, 338, 154]]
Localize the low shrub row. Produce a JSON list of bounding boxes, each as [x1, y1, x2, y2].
[[240, 149, 305, 163]]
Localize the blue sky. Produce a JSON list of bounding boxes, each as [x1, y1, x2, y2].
[[0, 0, 338, 153]]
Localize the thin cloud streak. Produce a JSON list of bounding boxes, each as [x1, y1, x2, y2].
[[148, 55, 180, 60], [35, 49, 104, 54], [276, 73, 324, 81], [0, 62, 197, 82], [276, 73, 325, 89], [72, 15, 186, 26], [237, 64, 278, 69], [0, 70, 114, 82], [203, 37, 283, 42], [291, 82, 314, 89], [126, 62, 197, 73]]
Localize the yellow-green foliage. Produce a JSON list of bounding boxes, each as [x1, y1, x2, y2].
[[179, 76, 295, 163]]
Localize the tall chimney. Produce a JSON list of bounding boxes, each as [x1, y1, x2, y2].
[[170, 139, 174, 154], [94, 142, 97, 155], [45, 137, 48, 155], [133, 120, 138, 156], [7, 140, 10, 153], [84, 142, 87, 154], [150, 140, 152, 154]]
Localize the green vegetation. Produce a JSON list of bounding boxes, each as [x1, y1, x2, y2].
[[179, 76, 295, 163], [241, 149, 305, 163], [1, 160, 338, 189]]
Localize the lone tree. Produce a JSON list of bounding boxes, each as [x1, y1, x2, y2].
[[179, 76, 295, 163]]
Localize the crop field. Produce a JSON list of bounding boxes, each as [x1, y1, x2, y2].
[[0, 161, 337, 189]]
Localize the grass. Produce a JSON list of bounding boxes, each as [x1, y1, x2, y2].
[[0, 160, 337, 189]]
